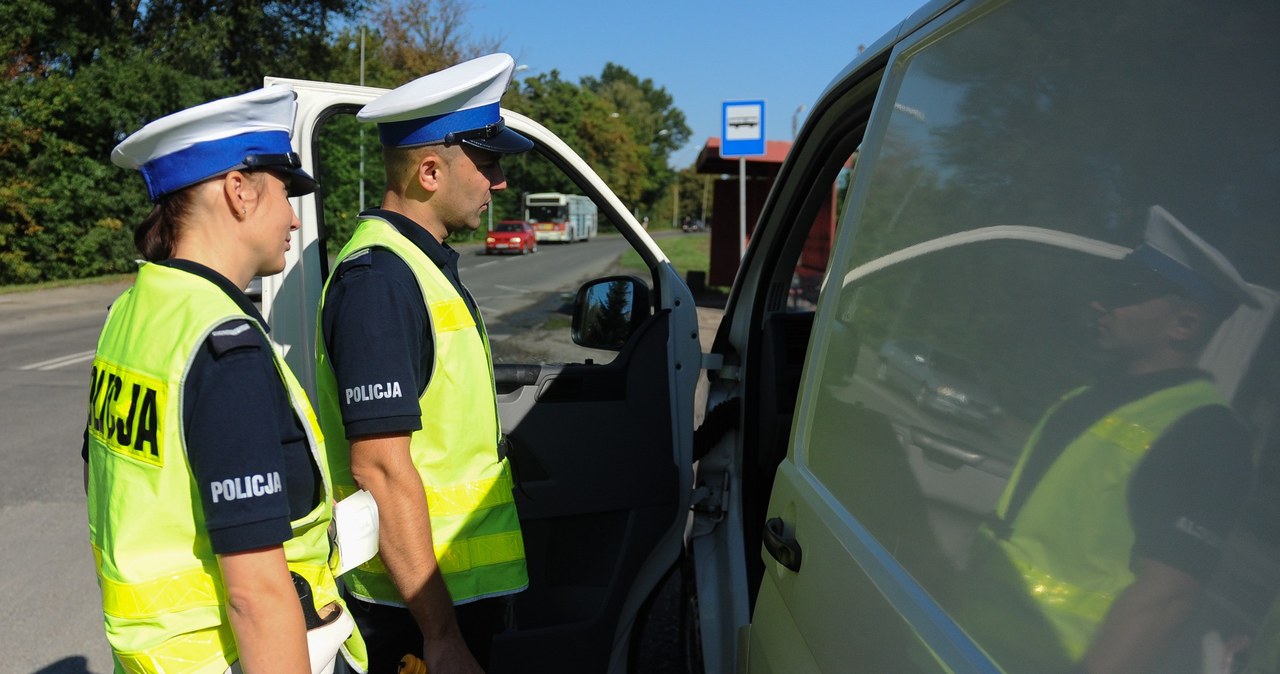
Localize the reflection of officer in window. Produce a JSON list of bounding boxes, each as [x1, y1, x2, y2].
[[954, 207, 1258, 674]]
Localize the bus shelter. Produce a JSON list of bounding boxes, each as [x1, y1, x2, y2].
[[694, 138, 837, 291]]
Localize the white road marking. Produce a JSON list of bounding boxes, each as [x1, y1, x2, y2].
[[20, 350, 97, 371]]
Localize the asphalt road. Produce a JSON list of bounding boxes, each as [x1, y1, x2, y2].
[[460, 234, 634, 346], [0, 233, 636, 674]]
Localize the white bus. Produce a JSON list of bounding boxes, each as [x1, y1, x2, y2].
[[524, 192, 598, 243]]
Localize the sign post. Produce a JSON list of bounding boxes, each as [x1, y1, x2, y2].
[[721, 100, 766, 259]]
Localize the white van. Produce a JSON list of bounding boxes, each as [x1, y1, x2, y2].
[[263, 0, 1280, 671]]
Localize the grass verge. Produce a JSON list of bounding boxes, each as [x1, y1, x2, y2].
[[0, 273, 135, 295], [619, 232, 710, 274], [619, 232, 731, 297]]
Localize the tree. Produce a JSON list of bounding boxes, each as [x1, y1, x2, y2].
[[317, 0, 507, 248], [0, 0, 364, 283], [494, 71, 628, 224], [650, 166, 712, 229], [499, 64, 692, 227], [582, 63, 690, 209], [0, 0, 696, 283], [326, 0, 503, 90]]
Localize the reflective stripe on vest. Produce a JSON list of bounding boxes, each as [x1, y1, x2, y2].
[[961, 378, 1227, 668], [95, 544, 338, 620], [113, 625, 232, 674], [86, 263, 366, 673], [105, 561, 346, 674], [316, 218, 527, 606]]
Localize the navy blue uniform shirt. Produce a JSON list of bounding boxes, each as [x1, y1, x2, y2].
[[83, 259, 319, 554], [320, 209, 482, 440]]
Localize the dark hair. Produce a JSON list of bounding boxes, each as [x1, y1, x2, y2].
[[133, 171, 268, 261], [135, 192, 193, 262]]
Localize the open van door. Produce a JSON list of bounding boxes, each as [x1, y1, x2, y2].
[[696, 0, 1280, 672], [259, 77, 701, 673]]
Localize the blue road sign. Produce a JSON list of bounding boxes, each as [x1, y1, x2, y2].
[[721, 100, 766, 157]]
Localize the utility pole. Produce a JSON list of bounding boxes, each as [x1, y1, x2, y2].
[[358, 25, 366, 213], [672, 183, 679, 229], [701, 175, 710, 228]]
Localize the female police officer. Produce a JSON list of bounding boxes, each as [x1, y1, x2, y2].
[[84, 87, 367, 674]]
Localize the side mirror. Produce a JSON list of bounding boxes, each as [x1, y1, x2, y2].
[[571, 276, 652, 351]]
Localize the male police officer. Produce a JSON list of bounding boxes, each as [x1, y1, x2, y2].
[[952, 206, 1258, 673], [315, 55, 532, 673]]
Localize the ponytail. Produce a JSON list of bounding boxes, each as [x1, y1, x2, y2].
[[133, 189, 194, 261], [133, 171, 268, 260]]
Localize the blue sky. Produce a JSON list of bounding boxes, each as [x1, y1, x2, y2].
[[466, 0, 930, 167]]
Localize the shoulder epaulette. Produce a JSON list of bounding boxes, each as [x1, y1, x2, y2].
[[335, 249, 374, 278], [207, 320, 262, 357]]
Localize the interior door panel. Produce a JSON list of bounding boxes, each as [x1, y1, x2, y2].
[[489, 311, 680, 672]]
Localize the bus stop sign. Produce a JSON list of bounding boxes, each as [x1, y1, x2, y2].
[[721, 100, 766, 158]]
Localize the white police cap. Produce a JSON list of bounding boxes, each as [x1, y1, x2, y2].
[[112, 87, 316, 202], [1126, 205, 1261, 317], [358, 53, 533, 153]]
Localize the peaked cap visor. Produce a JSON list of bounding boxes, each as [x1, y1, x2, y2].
[[240, 151, 318, 197], [455, 120, 534, 154]]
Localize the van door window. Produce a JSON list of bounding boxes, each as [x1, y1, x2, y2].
[[791, 0, 1280, 671], [314, 109, 625, 366], [782, 153, 855, 312]]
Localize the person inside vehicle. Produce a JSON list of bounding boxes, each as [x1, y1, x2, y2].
[[949, 206, 1257, 674], [315, 54, 532, 673], [84, 87, 366, 674]]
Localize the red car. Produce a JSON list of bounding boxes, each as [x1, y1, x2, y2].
[[486, 220, 538, 255]]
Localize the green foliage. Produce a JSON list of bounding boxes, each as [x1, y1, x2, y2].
[[326, 0, 503, 90], [583, 63, 691, 207], [492, 64, 690, 230], [499, 71, 639, 216], [650, 166, 715, 228], [1, 0, 694, 284], [316, 114, 382, 250], [0, 0, 363, 283]]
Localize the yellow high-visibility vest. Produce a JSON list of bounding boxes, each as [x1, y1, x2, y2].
[[86, 262, 367, 674], [954, 379, 1227, 671], [317, 217, 527, 606]]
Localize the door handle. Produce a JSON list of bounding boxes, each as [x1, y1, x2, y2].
[[763, 517, 803, 572]]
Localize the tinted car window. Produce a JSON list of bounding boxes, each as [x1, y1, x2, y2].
[[792, 0, 1280, 671]]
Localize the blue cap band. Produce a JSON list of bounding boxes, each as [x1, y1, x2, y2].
[[377, 103, 501, 148], [139, 130, 294, 202], [1128, 245, 1234, 317]]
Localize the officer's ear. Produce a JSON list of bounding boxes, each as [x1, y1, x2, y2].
[[416, 149, 447, 194], [220, 170, 257, 220]]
